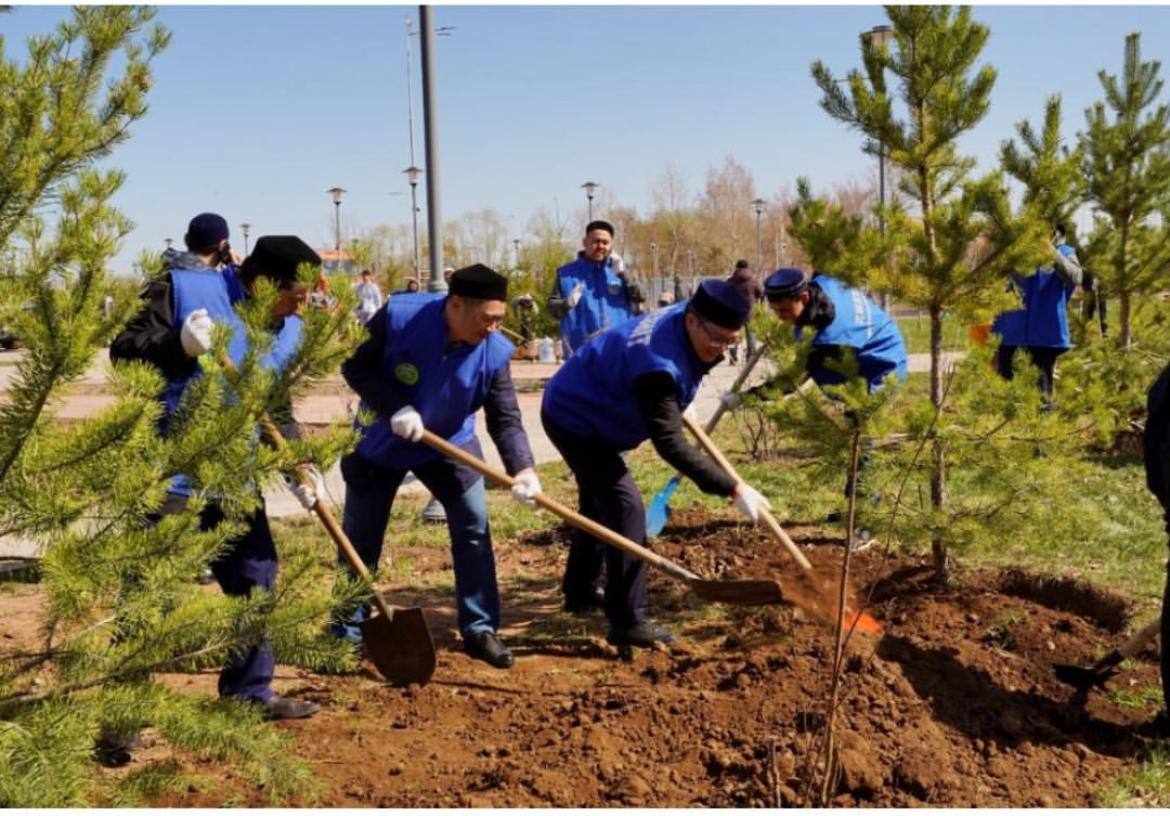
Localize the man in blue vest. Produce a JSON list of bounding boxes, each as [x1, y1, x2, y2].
[[337, 264, 540, 669], [991, 224, 1083, 403], [546, 220, 645, 358], [541, 280, 771, 647], [726, 268, 908, 549], [110, 227, 323, 728]]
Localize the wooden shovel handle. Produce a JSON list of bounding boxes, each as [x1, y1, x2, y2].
[[216, 354, 395, 618], [418, 429, 700, 583], [681, 413, 814, 572], [1113, 616, 1163, 663]]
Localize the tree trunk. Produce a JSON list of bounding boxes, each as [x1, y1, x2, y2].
[[1118, 221, 1131, 348], [1119, 290, 1132, 349], [929, 305, 949, 582]]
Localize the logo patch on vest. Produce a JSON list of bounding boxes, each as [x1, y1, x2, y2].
[[394, 362, 420, 386]]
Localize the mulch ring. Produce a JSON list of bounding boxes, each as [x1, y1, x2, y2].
[[144, 505, 1162, 807]]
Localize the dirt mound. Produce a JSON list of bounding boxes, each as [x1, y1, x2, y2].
[[44, 505, 1160, 806]]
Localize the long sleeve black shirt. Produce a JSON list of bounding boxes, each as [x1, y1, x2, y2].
[[341, 306, 535, 476], [632, 371, 738, 496], [110, 269, 303, 438]]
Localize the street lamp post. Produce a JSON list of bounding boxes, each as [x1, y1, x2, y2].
[[326, 187, 346, 261], [581, 181, 599, 222], [239, 222, 252, 255], [404, 165, 423, 284], [512, 238, 520, 269], [164, 237, 173, 250], [751, 198, 766, 274]]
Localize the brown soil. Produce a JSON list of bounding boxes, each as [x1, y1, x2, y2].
[[2, 505, 1163, 807]]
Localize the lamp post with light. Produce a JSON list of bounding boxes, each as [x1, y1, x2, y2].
[[581, 181, 599, 221]]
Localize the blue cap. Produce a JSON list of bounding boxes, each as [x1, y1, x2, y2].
[[764, 267, 808, 299], [690, 279, 752, 330]]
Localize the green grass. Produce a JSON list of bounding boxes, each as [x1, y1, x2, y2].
[[895, 311, 969, 355], [1099, 745, 1170, 807]]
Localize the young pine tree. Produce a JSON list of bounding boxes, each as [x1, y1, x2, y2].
[[0, 8, 362, 805], [1080, 32, 1170, 349], [808, 5, 1048, 579]]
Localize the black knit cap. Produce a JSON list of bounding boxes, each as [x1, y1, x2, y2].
[[585, 219, 614, 237], [239, 236, 321, 289], [689, 279, 752, 330], [734, 259, 750, 270], [449, 263, 508, 301], [764, 267, 808, 300]]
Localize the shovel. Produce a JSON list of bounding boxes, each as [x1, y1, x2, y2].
[[680, 413, 882, 634], [418, 429, 785, 607], [218, 355, 436, 687], [646, 343, 770, 537], [1053, 615, 1161, 693]]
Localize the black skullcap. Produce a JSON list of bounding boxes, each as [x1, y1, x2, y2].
[[185, 212, 229, 251], [689, 279, 751, 330], [239, 236, 321, 289], [764, 267, 808, 300], [449, 263, 508, 301], [734, 259, 750, 270], [585, 220, 615, 237]]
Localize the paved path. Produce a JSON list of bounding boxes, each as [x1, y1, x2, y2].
[[0, 347, 961, 555]]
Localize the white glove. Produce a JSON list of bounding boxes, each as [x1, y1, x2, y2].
[[510, 469, 542, 507], [719, 391, 742, 411], [390, 405, 425, 442], [289, 466, 325, 511], [732, 483, 772, 524], [610, 253, 625, 275], [180, 308, 214, 357], [566, 281, 586, 310]]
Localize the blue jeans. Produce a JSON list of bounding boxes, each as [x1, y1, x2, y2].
[[335, 452, 501, 640]]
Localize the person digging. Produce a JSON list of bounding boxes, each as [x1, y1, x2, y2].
[[1141, 359, 1170, 737], [721, 267, 907, 551], [541, 279, 773, 648], [335, 263, 541, 670], [104, 234, 325, 764]]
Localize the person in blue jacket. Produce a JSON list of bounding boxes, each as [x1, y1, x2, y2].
[[546, 220, 645, 357], [991, 223, 1083, 402], [110, 230, 324, 732], [541, 280, 772, 648], [337, 264, 541, 670]]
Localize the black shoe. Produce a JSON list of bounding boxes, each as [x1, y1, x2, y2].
[[463, 630, 515, 669], [563, 585, 606, 615], [607, 621, 676, 648], [1138, 710, 1170, 739], [94, 729, 142, 767], [263, 694, 319, 721], [825, 510, 843, 524]]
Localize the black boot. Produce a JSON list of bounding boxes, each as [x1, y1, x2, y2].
[[607, 620, 676, 648], [263, 694, 319, 721], [463, 630, 515, 669], [563, 584, 606, 615]]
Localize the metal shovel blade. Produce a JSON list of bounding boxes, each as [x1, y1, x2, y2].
[[360, 607, 436, 687], [688, 577, 786, 606], [1052, 661, 1118, 692], [645, 476, 680, 537]]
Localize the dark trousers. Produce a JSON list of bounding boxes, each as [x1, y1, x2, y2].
[[158, 494, 277, 703], [1162, 556, 1170, 713], [338, 451, 500, 637], [542, 412, 649, 627], [995, 345, 1064, 399]]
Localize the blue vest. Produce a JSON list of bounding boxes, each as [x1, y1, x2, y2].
[[991, 244, 1077, 349], [542, 303, 705, 450], [556, 253, 634, 353], [801, 275, 908, 392], [354, 294, 515, 469], [164, 266, 303, 494]]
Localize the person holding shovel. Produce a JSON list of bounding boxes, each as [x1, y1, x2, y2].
[[110, 233, 324, 724], [1141, 362, 1170, 736], [541, 279, 772, 648], [336, 263, 540, 670], [724, 268, 908, 548]]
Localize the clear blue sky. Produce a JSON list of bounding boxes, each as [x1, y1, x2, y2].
[[6, 4, 1170, 272]]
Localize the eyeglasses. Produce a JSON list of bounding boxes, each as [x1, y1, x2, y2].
[[695, 317, 740, 349]]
